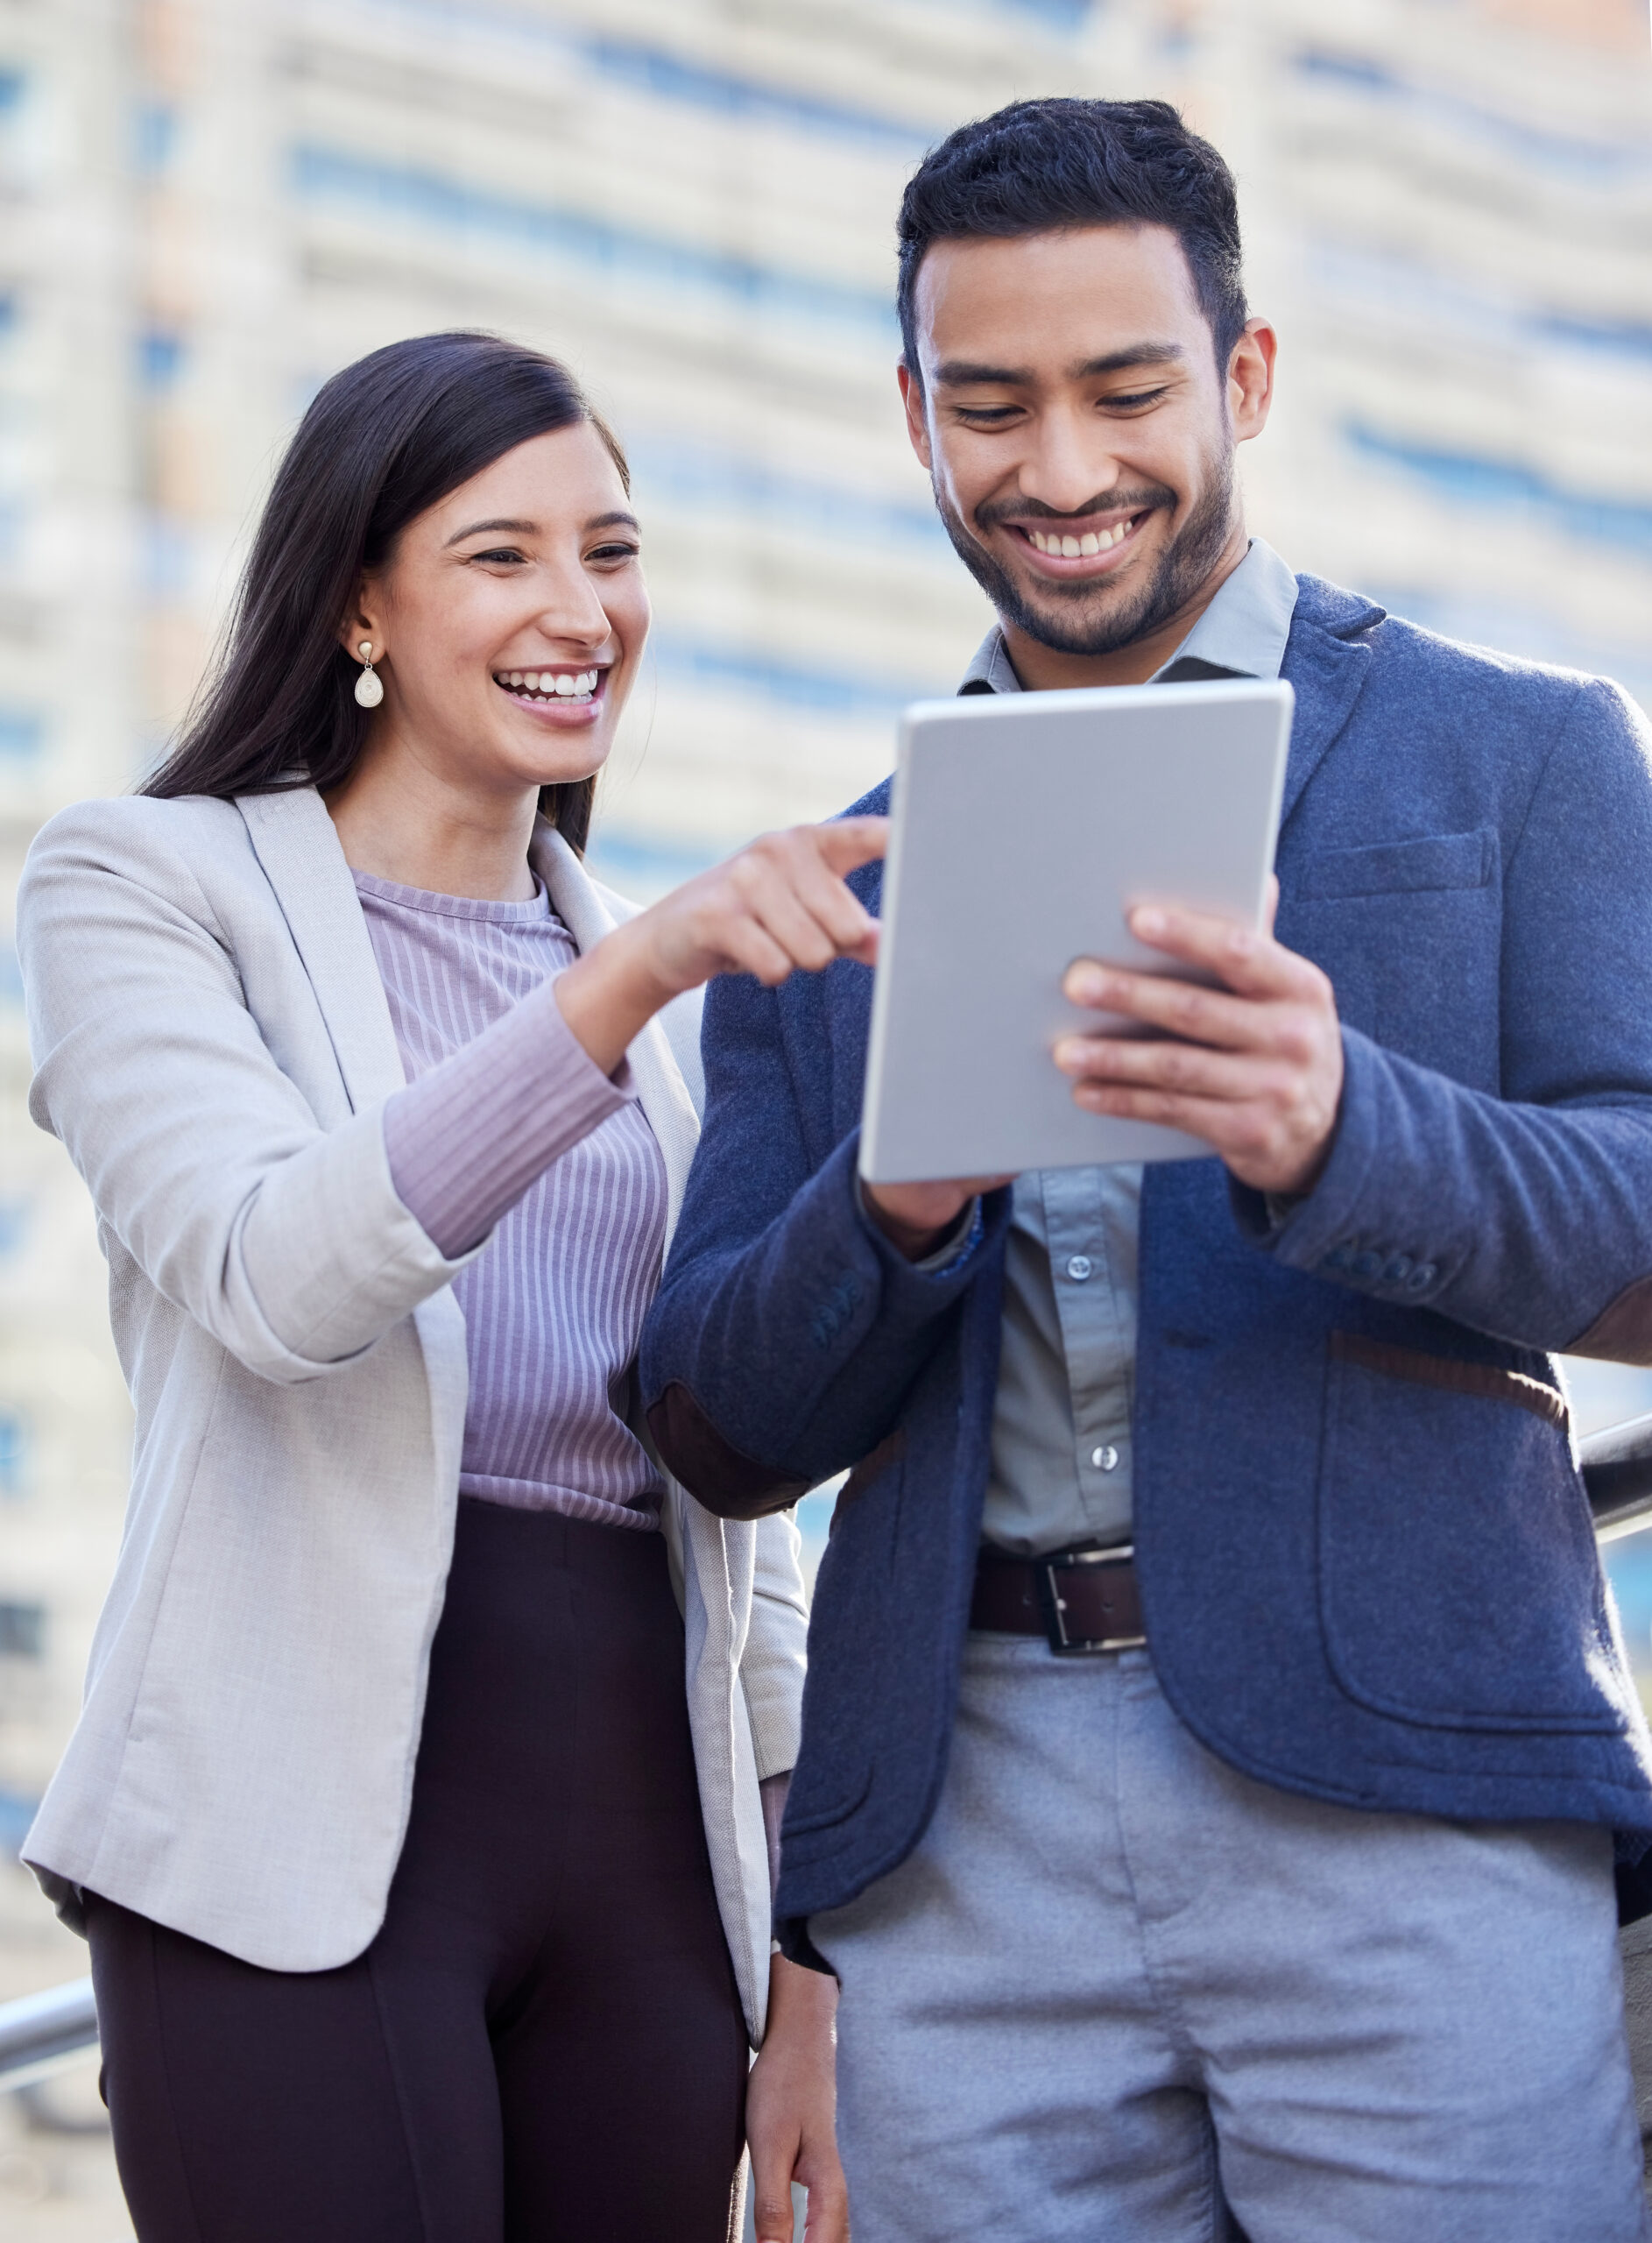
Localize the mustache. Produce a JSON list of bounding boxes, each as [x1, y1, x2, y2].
[[973, 485, 1175, 531]]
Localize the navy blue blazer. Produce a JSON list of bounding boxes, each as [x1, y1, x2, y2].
[[641, 575, 1652, 1929]]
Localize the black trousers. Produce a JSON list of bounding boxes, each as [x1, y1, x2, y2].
[[87, 1498, 750, 2242]]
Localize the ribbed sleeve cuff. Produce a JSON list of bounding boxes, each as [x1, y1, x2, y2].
[[383, 975, 634, 1256]]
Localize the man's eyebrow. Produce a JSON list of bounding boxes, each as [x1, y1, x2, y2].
[[1072, 343, 1185, 379], [444, 516, 536, 546], [931, 343, 1187, 389]]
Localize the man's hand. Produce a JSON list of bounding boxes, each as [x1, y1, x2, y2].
[[860, 1174, 1012, 1262], [746, 1955, 849, 2243], [1054, 888, 1343, 1196]]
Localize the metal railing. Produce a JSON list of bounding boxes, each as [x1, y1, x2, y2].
[[4, 1406, 1652, 2089], [0, 1975, 98, 2091]]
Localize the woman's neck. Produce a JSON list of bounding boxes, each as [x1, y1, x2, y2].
[[324, 741, 542, 902]]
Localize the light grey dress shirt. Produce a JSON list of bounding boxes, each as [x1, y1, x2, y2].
[[970, 539, 1301, 1556]]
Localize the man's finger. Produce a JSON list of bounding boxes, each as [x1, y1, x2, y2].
[[1060, 964, 1280, 1052], [1055, 1037, 1298, 1103], [1119, 902, 1321, 1000]]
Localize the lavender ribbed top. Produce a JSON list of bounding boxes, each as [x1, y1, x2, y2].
[[355, 871, 668, 1532]]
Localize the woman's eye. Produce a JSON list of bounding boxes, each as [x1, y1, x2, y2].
[[469, 547, 526, 566], [588, 542, 640, 564]]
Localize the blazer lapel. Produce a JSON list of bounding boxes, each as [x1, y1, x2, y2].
[[237, 789, 406, 1113], [533, 824, 702, 1242], [1277, 580, 1384, 830]]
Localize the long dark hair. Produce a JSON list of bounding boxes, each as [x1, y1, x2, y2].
[[143, 330, 630, 854]]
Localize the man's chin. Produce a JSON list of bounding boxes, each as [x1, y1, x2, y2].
[[998, 570, 1166, 661]]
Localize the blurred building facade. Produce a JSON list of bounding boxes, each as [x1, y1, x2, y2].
[[1, 0, 1650, 1846]]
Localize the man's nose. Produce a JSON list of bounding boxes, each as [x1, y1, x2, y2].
[[1020, 408, 1123, 515]]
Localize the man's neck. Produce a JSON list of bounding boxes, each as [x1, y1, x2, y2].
[[999, 519, 1250, 692]]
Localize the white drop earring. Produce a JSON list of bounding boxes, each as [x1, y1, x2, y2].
[[353, 640, 384, 709]]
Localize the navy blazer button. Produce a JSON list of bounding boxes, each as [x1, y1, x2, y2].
[[1407, 1263, 1438, 1291], [1352, 1250, 1382, 1279], [1383, 1256, 1413, 1283], [1324, 1243, 1355, 1270]]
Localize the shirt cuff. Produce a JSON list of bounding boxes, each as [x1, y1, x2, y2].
[[853, 1178, 982, 1274], [383, 974, 634, 1256]]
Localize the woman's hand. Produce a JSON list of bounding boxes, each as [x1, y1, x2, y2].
[[746, 1954, 849, 2243], [554, 818, 886, 1076]]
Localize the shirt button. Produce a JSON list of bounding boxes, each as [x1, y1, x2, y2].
[[1091, 1444, 1119, 1472], [1065, 1255, 1094, 1282]]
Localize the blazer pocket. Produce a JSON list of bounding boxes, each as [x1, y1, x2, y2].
[[1298, 829, 1495, 901], [1317, 1333, 1620, 1733]]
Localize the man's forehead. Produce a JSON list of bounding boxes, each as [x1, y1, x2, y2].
[[913, 223, 1203, 361]]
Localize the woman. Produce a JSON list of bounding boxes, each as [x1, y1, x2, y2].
[[17, 331, 879, 2241]]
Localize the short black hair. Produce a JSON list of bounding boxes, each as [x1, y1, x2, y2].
[[896, 97, 1247, 383]]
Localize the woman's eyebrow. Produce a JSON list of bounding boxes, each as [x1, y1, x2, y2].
[[584, 511, 640, 533], [444, 516, 536, 546]]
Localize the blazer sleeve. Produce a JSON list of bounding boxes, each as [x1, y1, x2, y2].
[[640, 966, 1008, 1514], [738, 1508, 810, 1782], [18, 803, 477, 1385], [1247, 677, 1652, 1358]]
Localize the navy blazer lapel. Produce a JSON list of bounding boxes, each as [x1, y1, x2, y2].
[[1278, 577, 1384, 829]]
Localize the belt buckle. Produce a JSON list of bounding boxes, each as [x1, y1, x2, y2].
[[1036, 1545, 1145, 1657]]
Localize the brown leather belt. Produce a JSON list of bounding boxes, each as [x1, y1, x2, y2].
[[971, 1543, 1146, 1656]]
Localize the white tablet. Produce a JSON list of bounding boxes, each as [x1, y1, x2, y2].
[[858, 678, 1293, 1184]]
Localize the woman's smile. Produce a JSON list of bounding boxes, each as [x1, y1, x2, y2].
[[491, 662, 610, 723]]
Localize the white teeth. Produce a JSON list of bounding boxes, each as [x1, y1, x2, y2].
[[1058, 535, 1079, 557], [1079, 532, 1100, 555], [495, 666, 602, 698]]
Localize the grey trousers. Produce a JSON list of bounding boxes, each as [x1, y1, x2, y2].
[[810, 1636, 1649, 2242]]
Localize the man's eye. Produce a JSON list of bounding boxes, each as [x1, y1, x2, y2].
[[955, 406, 1022, 426], [1104, 388, 1170, 412]]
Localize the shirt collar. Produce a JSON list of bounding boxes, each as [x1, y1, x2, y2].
[[957, 537, 1300, 696]]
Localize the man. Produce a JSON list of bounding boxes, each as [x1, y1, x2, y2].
[[642, 98, 1652, 2239]]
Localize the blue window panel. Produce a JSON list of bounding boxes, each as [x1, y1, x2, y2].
[[647, 628, 935, 716], [290, 145, 898, 338], [133, 99, 177, 174], [0, 708, 42, 761], [0, 70, 25, 117], [0, 1601, 43, 1657], [1293, 49, 1648, 184], [1345, 422, 1652, 561], [623, 437, 946, 554], [0, 1416, 23, 1496], [138, 328, 185, 390], [0, 1200, 29, 1257]]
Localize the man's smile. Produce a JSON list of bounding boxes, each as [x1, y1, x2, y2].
[[999, 506, 1157, 580]]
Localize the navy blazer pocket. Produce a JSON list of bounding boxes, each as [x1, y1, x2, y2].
[[1298, 828, 1495, 901], [1317, 1333, 1622, 1734]]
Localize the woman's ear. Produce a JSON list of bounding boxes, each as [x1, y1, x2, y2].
[[338, 577, 385, 662]]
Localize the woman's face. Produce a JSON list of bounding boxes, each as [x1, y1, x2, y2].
[[349, 421, 648, 798]]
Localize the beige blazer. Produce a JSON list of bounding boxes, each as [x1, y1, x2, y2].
[[16, 786, 807, 2040]]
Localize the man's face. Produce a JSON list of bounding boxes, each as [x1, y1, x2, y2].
[[900, 225, 1274, 659]]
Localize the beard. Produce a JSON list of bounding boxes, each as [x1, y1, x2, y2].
[[934, 443, 1237, 660]]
